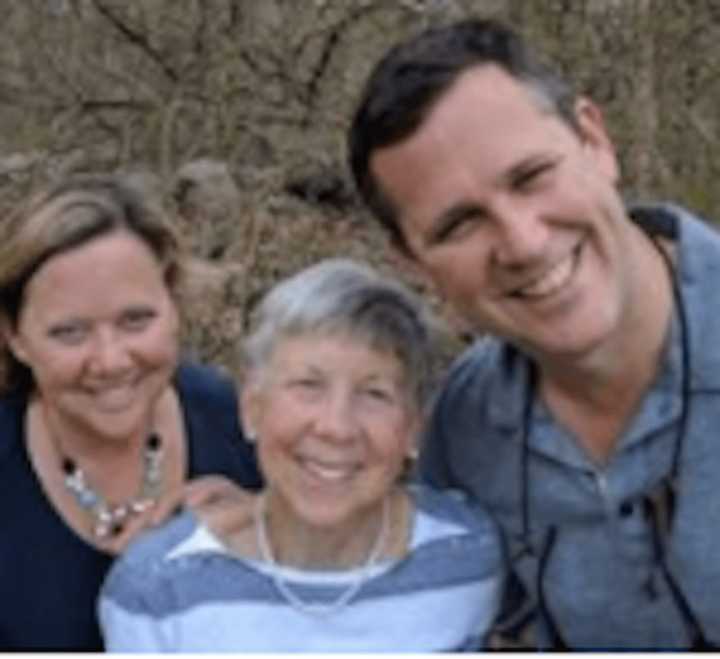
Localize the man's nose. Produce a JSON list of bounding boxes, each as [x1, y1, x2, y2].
[[490, 200, 549, 268]]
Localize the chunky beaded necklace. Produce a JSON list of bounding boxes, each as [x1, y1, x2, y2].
[[60, 433, 164, 540], [255, 493, 389, 616]]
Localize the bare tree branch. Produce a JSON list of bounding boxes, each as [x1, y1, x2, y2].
[[90, 0, 179, 83]]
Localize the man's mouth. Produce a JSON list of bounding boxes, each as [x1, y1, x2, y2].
[[510, 243, 581, 300]]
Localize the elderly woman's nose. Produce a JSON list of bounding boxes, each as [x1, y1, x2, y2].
[[313, 391, 357, 441]]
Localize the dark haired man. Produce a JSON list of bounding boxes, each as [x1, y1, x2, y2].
[[349, 18, 720, 649]]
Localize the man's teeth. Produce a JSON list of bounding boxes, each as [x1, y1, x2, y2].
[[517, 251, 576, 298]]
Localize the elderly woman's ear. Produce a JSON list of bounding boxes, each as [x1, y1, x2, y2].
[[239, 381, 262, 443], [402, 405, 421, 472]]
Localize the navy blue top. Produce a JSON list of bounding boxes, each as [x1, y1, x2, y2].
[[0, 362, 261, 651]]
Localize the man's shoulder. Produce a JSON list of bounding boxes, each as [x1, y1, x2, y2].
[[443, 336, 506, 392], [637, 201, 720, 255], [435, 336, 523, 416], [670, 205, 720, 389], [674, 204, 720, 276]]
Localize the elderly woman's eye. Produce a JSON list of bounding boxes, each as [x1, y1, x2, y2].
[[363, 387, 395, 402], [291, 377, 322, 390]]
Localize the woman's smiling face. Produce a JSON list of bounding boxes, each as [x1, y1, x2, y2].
[[243, 331, 418, 533], [8, 230, 180, 442]]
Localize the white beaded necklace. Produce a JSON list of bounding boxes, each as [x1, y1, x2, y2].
[[254, 493, 390, 616], [39, 400, 165, 540], [60, 433, 164, 539]]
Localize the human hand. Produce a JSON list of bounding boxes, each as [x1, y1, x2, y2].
[[96, 476, 257, 554], [97, 486, 185, 555], [182, 474, 257, 541]]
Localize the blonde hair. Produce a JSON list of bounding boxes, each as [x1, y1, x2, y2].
[[0, 174, 184, 393]]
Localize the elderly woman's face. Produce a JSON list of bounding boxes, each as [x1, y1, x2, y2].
[[8, 230, 180, 442], [243, 332, 418, 530]]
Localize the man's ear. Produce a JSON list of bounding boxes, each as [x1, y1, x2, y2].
[[573, 96, 620, 183]]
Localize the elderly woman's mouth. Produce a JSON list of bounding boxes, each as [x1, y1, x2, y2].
[[299, 456, 360, 483]]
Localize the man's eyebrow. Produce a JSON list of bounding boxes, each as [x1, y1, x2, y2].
[[503, 153, 560, 186]]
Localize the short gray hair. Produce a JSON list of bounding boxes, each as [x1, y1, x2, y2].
[[243, 258, 433, 406]]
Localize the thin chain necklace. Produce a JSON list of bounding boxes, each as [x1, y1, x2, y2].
[[57, 431, 164, 540], [255, 493, 389, 616]]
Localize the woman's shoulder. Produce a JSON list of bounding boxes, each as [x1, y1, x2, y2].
[[0, 391, 27, 461], [175, 361, 237, 402], [102, 511, 222, 597], [174, 360, 240, 434]]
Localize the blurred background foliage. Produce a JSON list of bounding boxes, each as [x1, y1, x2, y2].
[[1, 0, 718, 380]]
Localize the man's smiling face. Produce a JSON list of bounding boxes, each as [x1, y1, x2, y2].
[[371, 64, 634, 361]]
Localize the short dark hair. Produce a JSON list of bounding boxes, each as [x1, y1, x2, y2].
[[348, 18, 578, 251]]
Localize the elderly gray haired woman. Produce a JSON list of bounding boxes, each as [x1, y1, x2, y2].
[[99, 258, 504, 652]]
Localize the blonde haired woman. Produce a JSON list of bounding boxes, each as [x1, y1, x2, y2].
[[0, 174, 261, 650]]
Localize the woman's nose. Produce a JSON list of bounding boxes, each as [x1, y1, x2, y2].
[[313, 392, 357, 442], [88, 329, 133, 374]]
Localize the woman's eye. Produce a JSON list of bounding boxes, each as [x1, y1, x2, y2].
[[120, 309, 155, 331], [362, 387, 395, 403], [49, 324, 88, 345]]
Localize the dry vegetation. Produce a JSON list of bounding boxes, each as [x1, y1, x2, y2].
[[1, 0, 719, 385]]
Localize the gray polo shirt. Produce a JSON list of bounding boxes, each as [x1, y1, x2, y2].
[[421, 204, 720, 649]]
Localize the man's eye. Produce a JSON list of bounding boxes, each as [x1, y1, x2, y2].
[[434, 212, 483, 245], [514, 162, 555, 190], [290, 378, 322, 391]]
